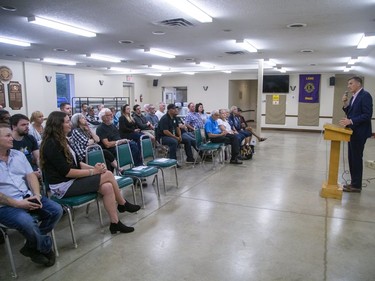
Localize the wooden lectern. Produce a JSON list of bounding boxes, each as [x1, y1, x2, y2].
[[320, 124, 352, 200]]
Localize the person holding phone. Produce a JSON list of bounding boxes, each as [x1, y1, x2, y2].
[[0, 124, 63, 267]]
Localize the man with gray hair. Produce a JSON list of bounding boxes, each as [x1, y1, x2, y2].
[[96, 108, 143, 166], [155, 102, 166, 120], [205, 109, 242, 164]]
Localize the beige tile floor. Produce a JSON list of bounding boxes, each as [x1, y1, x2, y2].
[[1, 130, 375, 281]]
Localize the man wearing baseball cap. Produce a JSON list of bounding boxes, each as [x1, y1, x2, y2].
[[158, 104, 195, 164]]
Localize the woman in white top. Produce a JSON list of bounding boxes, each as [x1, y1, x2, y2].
[[217, 108, 250, 146], [29, 111, 45, 147]]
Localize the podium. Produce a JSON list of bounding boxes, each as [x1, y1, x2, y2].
[[320, 124, 352, 200]]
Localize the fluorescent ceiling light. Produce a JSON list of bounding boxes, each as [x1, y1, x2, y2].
[[264, 59, 276, 67], [146, 73, 162, 76], [110, 67, 132, 73], [87, 53, 121, 63], [348, 57, 359, 65], [197, 62, 215, 68], [28, 16, 96, 37], [150, 65, 170, 70], [222, 70, 232, 74], [343, 67, 351, 72], [42, 58, 76, 66], [236, 39, 258, 53], [357, 34, 370, 49], [181, 72, 195, 75], [164, 0, 212, 23], [276, 67, 286, 73], [0, 37, 31, 47], [145, 48, 176, 58]]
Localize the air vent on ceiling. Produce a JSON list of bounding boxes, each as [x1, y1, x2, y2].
[[155, 18, 194, 27], [225, 51, 246, 55]]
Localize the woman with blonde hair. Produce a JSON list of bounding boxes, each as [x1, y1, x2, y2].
[[40, 111, 140, 234], [29, 111, 45, 146]]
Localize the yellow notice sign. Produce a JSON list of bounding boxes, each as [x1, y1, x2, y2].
[[272, 94, 280, 105]]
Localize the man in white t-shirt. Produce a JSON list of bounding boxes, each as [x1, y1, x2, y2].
[[155, 102, 166, 120]]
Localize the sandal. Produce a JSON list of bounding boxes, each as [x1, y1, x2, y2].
[[259, 137, 267, 142]]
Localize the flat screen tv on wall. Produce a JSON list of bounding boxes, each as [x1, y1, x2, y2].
[[262, 75, 290, 93]]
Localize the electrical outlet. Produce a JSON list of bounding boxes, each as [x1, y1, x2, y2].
[[365, 160, 375, 170]]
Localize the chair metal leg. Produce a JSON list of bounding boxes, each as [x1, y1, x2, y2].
[[155, 175, 160, 198], [95, 199, 103, 227], [131, 183, 137, 205], [65, 207, 78, 248], [135, 177, 145, 208], [51, 229, 59, 257], [159, 168, 167, 195], [1, 228, 17, 278], [173, 165, 179, 188]]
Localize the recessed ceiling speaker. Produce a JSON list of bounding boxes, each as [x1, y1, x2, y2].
[[329, 76, 335, 86], [153, 79, 158, 87]]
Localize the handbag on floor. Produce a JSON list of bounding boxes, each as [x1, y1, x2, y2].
[[240, 145, 253, 160]]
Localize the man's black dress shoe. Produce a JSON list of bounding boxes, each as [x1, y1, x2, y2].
[[44, 250, 56, 267], [343, 185, 361, 193], [230, 159, 243, 164], [20, 245, 49, 265]]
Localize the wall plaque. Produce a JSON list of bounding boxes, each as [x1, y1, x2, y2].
[[0, 66, 13, 82], [8, 81, 23, 110]]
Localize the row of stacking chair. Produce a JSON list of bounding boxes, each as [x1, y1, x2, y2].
[[2, 139, 179, 278]]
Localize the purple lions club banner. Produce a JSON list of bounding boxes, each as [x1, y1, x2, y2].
[[299, 74, 321, 103]]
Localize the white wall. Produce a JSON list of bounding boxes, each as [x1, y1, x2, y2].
[[261, 73, 336, 130], [1, 58, 373, 132]]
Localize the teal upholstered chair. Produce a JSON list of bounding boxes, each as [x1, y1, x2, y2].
[[86, 144, 136, 204], [116, 142, 160, 208], [44, 166, 102, 249], [194, 128, 224, 168], [140, 135, 178, 194]]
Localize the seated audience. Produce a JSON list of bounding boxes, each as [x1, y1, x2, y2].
[[158, 104, 195, 163], [155, 102, 166, 120], [0, 124, 63, 266], [70, 113, 120, 172], [109, 107, 118, 127], [96, 108, 143, 167], [237, 108, 267, 142], [132, 104, 155, 142], [194, 102, 209, 126], [60, 102, 72, 119], [81, 103, 88, 116], [28, 111, 45, 147], [40, 111, 140, 234], [10, 114, 40, 174], [145, 104, 159, 128], [143, 104, 150, 115], [118, 104, 144, 142], [0, 109, 11, 125], [205, 110, 242, 164], [86, 106, 101, 132], [228, 106, 251, 146], [185, 102, 203, 130]]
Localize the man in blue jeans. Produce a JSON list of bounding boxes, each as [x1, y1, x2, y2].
[[158, 104, 195, 165], [0, 125, 63, 267]]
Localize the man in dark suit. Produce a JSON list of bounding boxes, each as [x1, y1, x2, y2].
[[339, 76, 373, 193]]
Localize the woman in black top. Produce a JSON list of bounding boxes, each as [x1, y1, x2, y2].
[[118, 104, 144, 142], [40, 111, 140, 234]]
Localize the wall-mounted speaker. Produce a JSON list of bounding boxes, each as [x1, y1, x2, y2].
[[153, 79, 158, 87], [329, 76, 335, 86]]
